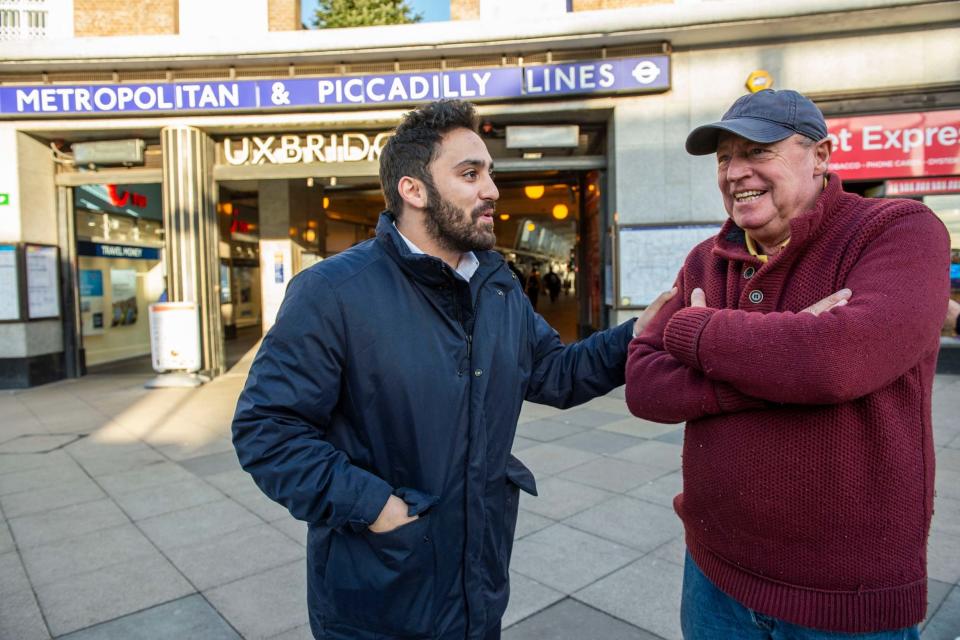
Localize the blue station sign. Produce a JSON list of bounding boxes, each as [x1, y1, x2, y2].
[[0, 55, 669, 117]]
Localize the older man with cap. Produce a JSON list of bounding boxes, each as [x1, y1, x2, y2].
[[625, 89, 950, 639]]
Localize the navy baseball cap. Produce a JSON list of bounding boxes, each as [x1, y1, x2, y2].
[[685, 89, 828, 155]]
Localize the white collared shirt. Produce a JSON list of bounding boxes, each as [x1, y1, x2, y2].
[[394, 223, 480, 282]]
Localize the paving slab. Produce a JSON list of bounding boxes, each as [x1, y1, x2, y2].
[[514, 509, 554, 539], [502, 571, 564, 629], [510, 524, 641, 594], [7, 498, 129, 549], [112, 476, 226, 521], [0, 518, 14, 555], [518, 476, 614, 521], [0, 449, 73, 476], [138, 497, 263, 551], [0, 477, 105, 518], [0, 586, 51, 640], [72, 448, 168, 477], [271, 516, 308, 547], [515, 418, 588, 443], [34, 549, 194, 637], [0, 461, 89, 497], [268, 624, 315, 640], [552, 429, 645, 455], [19, 523, 156, 588], [926, 578, 954, 628], [599, 416, 681, 439], [927, 529, 960, 584], [97, 461, 197, 496], [612, 440, 683, 471], [229, 486, 294, 521], [511, 443, 598, 477], [628, 469, 683, 508], [558, 456, 667, 493], [205, 560, 308, 640], [503, 598, 659, 640], [650, 536, 687, 567], [565, 495, 683, 552], [165, 523, 304, 590], [0, 550, 30, 597], [178, 451, 243, 477], [57, 594, 240, 640], [574, 555, 684, 640], [923, 584, 960, 640], [931, 495, 960, 537]]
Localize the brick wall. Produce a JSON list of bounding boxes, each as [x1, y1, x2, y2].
[[268, 0, 300, 31], [74, 0, 178, 36], [450, 0, 479, 20]]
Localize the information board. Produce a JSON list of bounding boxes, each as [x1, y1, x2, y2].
[[0, 245, 20, 321], [617, 225, 721, 308], [25, 244, 60, 319]]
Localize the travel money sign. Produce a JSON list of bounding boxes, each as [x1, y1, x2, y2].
[[0, 55, 669, 117]]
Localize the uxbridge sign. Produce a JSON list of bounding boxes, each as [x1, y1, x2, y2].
[[0, 55, 670, 117]]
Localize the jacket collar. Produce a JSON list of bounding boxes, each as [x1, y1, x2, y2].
[[713, 173, 844, 263], [375, 211, 509, 289]]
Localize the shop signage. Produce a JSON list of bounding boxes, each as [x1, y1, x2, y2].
[[826, 110, 960, 181], [222, 132, 391, 165], [77, 241, 161, 260], [885, 176, 960, 196], [0, 55, 670, 117]]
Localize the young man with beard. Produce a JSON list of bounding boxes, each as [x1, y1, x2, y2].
[[232, 100, 673, 640]]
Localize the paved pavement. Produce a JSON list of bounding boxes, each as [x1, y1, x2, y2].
[[1, 344, 959, 639]]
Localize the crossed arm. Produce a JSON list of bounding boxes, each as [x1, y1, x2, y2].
[[626, 211, 950, 423]]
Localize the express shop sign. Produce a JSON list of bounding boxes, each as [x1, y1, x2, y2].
[[826, 110, 960, 180]]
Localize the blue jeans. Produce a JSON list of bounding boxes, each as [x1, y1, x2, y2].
[[681, 552, 920, 640]]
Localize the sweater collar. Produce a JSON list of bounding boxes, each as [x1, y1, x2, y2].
[[713, 173, 844, 263]]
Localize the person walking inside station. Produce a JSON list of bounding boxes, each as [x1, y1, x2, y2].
[[232, 99, 673, 640], [625, 89, 949, 639]]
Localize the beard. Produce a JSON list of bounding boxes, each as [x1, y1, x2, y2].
[[422, 182, 497, 254]]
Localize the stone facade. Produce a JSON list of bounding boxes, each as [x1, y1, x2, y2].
[[73, 0, 178, 36]]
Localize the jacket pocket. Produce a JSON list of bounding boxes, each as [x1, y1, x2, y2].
[[502, 455, 537, 567], [322, 514, 436, 636]]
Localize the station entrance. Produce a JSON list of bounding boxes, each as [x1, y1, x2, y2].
[[215, 168, 604, 344]]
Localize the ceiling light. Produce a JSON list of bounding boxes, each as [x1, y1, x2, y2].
[[526, 222, 536, 231], [552, 204, 569, 220], [499, 213, 510, 221], [524, 185, 545, 200]]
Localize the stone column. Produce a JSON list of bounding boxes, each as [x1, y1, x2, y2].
[[160, 126, 225, 377]]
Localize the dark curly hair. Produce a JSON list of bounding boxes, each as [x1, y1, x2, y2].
[[379, 100, 479, 217]]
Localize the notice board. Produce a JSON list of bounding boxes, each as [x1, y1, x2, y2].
[[617, 225, 720, 308]]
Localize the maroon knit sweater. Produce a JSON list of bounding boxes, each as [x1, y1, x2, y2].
[[625, 175, 950, 633]]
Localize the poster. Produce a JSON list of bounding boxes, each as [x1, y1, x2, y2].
[[617, 225, 721, 307], [79, 269, 104, 335], [110, 268, 138, 326], [26, 244, 60, 319], [0, 245, 19, 321], [149, 302, 201, 372]]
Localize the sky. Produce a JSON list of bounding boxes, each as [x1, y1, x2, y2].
[[299, 0, 452, 26]]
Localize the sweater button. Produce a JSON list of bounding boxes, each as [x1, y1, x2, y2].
[[748, 290, 763, 304], [743, 266, 755, 279], [474, 369, 483, 377]]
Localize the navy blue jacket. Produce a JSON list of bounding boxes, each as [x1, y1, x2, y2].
[[232, 213, 633, 639]]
